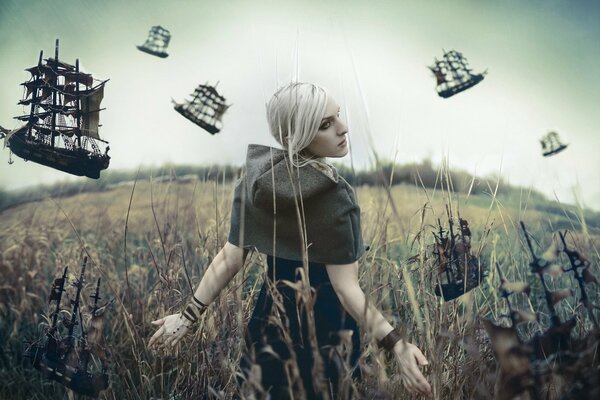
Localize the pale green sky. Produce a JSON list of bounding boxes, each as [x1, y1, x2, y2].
[[1, 0, 599, 209]]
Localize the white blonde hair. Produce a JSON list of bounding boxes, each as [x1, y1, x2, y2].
[[266, 82, 329, 167]]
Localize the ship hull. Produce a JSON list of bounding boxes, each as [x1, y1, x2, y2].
[[434, 256, 486, 301], [437, 74, 485, 98], [136, 45, 168, 58], [7, 128, 109, 179], [28, 344, 109, 398], [174, 104, 221, 134], [543, 145, 568, 157]]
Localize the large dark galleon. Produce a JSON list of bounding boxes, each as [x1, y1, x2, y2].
[[6, 39, 110, 179]]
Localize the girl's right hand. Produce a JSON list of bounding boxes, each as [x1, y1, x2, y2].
[[148, 313, 193, 348], [393, 340, 432, 397]]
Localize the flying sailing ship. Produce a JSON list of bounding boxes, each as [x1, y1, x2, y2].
[[173, 82, 230, 134], [27, 257, 111, 398], [5, 39, 110, 179], [429, 50, 487, 98], [136, 25, 171, 58], [540, 131, 568, 157]]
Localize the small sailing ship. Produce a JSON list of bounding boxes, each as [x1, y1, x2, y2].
[[429, 50, 487, 98], [26, 257, 111, 398], [136, 25, 171, 58], [173, 82, 230, 134], [431, 212, 488, 301], [540, 131, 568, 157], [6, 39, 110, 179]]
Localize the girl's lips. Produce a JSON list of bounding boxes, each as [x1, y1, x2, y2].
[[338, 138, 347, 147]]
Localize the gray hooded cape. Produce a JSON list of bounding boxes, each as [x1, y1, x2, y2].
[[228, 144, 366, 264]]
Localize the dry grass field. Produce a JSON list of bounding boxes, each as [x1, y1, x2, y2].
[[0, 178, 598, 399]]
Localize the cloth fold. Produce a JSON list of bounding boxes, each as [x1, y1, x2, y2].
[[228, 144, 366, 264]]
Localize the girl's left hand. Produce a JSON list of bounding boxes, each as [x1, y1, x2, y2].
[[148, 313, 193, 348]]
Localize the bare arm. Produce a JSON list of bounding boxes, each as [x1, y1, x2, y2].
[[191, 241, 247, 304], [149, 242, 247, 348], [326, 262, 432, 397]]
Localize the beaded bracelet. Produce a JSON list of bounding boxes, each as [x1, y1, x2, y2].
[[378, 328, 403, 351], [181, 295, 208, 324]]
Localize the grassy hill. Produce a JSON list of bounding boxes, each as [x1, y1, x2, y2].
[[0, 179, 598, 399], [2, 161, 599, 233]]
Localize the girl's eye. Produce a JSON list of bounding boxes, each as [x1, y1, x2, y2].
[[319, 121, 331, 130]]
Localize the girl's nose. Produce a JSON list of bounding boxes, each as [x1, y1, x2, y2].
[[337, 120, 348, 135]]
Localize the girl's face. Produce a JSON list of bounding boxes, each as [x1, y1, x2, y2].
[[306, 97, 348, 157], [305, 96, 349, 158]]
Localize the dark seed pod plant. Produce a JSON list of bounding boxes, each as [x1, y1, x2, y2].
[[483, 222, 600, 400]]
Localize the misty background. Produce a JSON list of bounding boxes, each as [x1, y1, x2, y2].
[[1, 0, 599, 210]]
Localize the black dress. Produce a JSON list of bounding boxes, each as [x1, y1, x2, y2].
[[239, 255, 361, 399]]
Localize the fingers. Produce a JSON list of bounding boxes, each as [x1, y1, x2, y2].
[[163, 328, 179, 347], [149, 314, 191, 350], [411, 349, 432, 396], [165, 328, 185, 348], [163, 333, 176, 348], [411, 370, 432, 397], [414, 348, 429, 366], [413, 371, 432, 397], [397, 345, 432, 397], [402, 369, 432, 397], [148, 325, 165, 347]]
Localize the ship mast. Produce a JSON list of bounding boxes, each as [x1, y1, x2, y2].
[[26, 51, 43, 140], [174, 82, 229, 134], [76, 59, 81, 148], [50, 266, 69, 332], [8, 41, 112, 177], [437, 220, 453, 284], [47, 265, 69, 356], [27, 258, 111, 397], [429, 49, 486, 98], [520, 222, 561, 327], [51, 39, 59, 148], [80, 277, 102, 371], [66, 256, 87, 344]]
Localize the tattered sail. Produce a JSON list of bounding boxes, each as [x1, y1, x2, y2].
[[540, 131, 568, 157], [6, 39, 110, 179], [173, 83, 230, 134], [81, 85, 104, 139], [428, 50, 487, 98], [137, 25, 170, 58]]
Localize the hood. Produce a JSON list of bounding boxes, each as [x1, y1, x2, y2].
[[244, 144, 337, 211]]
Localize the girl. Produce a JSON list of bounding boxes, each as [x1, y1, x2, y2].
[[149, 82, 432, 398]]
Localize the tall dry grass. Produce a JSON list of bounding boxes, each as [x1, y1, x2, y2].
[[0, 171, 598, 399]]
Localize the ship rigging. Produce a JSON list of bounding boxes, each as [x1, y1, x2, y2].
[[136, 25, 171, 58], [173, 82, 230, 134], [429, 49, 487, 98], [27, 257, 111, 398], [540, 131, 568, 157], [5, 39, 110, 179]]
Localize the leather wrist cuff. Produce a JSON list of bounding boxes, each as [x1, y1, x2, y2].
[[181, 295, 208, 324], [378, 328, 403, 351]]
